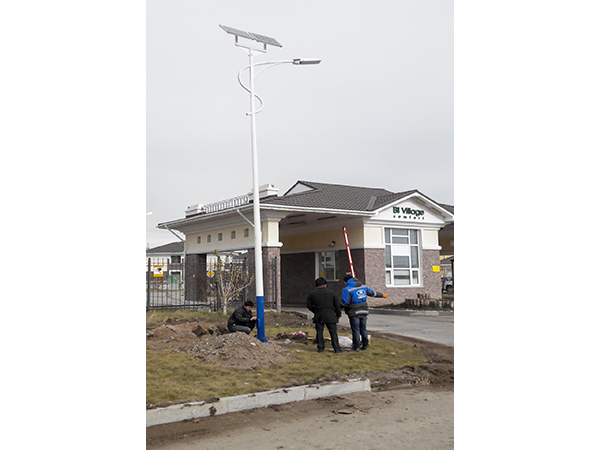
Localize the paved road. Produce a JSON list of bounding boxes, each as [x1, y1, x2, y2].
[[147, 386, 453, 449], [282, 307, 454, 347]]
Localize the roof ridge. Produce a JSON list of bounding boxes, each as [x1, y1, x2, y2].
[[297, 180, 393, 193]]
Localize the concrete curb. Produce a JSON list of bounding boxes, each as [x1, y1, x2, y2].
[[282, 307, 453, 318], [146, 378, 371, 427], [370, 309, 454, 316]]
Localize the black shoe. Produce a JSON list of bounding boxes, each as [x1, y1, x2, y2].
[[317, 348, 324, 353], [351, 347, 361, 352], [334, 349, 343, 353], [361, 346, 369, 351]]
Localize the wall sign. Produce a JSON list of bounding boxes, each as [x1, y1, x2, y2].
[[393, 206, 425, 220]]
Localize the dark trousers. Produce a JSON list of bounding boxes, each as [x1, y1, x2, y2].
[[228, 322, 255, 334], [349, 315, 369, 349], [315, 322, 341, 352]]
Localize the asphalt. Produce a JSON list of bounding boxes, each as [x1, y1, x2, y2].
[[281, 305, 454, 347]]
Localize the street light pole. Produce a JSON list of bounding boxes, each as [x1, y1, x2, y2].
[[247, 46, 266, 343], [220, 25, 320, 343]]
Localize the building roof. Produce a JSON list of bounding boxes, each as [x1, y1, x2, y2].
[[262, 180, 451, 214], [439, 204, 454, 214], [146, 241, 184, 254], [157, 180, 453, 231]]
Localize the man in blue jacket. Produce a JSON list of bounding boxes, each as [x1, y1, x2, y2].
[[341, 275, 387, 351]]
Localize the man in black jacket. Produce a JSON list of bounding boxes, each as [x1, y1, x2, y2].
[[227, 300, 257, 334], [306, 277, 343, 353]]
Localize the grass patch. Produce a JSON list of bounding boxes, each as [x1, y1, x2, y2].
[[146, 310, 427, 407]]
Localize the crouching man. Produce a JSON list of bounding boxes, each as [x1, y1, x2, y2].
[[227, 300, 257, 334]]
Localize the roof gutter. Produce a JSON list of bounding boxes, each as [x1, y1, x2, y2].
[[157, 204, 374, 230]]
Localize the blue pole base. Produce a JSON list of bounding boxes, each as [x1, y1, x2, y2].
[[256, 295, 267, 343]]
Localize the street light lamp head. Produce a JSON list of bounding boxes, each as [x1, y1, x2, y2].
[[292, 58, 321, 65]]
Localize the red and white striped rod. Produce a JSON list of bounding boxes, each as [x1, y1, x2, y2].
[[342, 226, 355, 278]]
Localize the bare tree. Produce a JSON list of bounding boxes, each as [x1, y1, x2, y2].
[[213, 250, 254, 315]]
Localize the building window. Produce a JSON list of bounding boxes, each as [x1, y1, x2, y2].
[[244, 228, 249, 237], [384, 228, 420, 286], [318, 251, 338, 281], [231, 231, 236, 239], [171, 255, 181, 264], [197, 236, 201, 244], [207, 235, 211, 243], [218, 233, 223, 241]]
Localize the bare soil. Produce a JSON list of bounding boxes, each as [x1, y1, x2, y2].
[[190, 332, 289, 370], [146, 313, 454, 387], [146, 312, 454, 448]]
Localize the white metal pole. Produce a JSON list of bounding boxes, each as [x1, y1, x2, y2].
[[248, 48, 266, 342]]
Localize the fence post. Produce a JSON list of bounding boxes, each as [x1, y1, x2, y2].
[[274, 256, 280, 313], [243, 257, 248, 304], [146, 258, 151, 312]]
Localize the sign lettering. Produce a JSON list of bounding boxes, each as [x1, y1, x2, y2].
[[393, 206, 424, 217]]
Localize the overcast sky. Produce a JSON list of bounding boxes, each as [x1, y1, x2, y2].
[[146, 0, 453, 248], [5, 3, 600, 443]]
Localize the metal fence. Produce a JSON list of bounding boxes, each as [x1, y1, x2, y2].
[[146, 258, 190, 311], [146, 257, 280, 312]]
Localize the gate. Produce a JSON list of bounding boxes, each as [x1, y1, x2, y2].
[[146, 256, 280, 312], [146, 258, 193, 311]]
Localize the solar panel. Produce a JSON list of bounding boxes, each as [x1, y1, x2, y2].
[[249, 32, 283, 48], [219, 25, 254, 41]]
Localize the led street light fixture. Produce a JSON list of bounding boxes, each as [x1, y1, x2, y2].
[[292, 58, 321, 65]]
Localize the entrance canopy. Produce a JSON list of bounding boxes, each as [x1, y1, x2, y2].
[[157, 180, 454, 255]]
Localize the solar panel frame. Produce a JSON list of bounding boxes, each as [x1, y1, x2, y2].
[[248, 32, 283, 48], [219, 25, 254, 41]]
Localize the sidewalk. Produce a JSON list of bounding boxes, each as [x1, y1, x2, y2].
[[282, 305, 454, 347], [281, 305, 454, 317]]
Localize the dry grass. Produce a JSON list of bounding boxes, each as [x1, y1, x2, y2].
[[146, 310, 427, 407]]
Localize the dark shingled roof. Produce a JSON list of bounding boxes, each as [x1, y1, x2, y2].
[[439, 204, 454, 214], [146, 241, 184, 253], [261, 181, 420, 212]]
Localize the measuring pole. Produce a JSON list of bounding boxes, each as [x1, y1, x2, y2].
[[342, 227, 355, 278]]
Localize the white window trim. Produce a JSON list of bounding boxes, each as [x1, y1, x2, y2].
[[315, 251, 339, 282], [383, 226, 422, 288]]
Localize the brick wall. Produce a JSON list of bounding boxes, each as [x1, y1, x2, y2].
[[281, 252, 315, 305], [363, 248, 443, 306], [185, 253, 207, 303], [279, 247, 442, 306]]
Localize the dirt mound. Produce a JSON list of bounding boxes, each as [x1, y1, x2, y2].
[[191, 332, 289, 370]]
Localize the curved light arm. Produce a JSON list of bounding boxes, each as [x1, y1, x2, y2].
[[237, 59, 320, 115]]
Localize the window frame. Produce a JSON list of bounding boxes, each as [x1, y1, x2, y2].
[[384, 227, 422, 288], [316, 251, 338, 282]]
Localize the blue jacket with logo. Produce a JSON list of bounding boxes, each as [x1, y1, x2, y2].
[[341, 278, 379, 318]]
